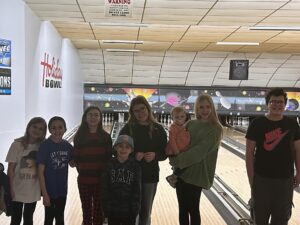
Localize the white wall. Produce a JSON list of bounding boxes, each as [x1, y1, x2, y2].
[[0, 0, 83, 166], [0, 0, 26, 164], [60, 38, 83, 131], [26, 19, 83, 134], [24, 2, 42, 120]]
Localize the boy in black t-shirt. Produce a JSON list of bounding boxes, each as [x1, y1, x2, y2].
[[246, 88, 300, 225]]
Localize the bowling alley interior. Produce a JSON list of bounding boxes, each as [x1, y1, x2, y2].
[[1, 0, 300, 225]]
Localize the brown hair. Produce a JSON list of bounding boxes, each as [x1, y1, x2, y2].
[[16, 117, 47, 149], [128, 95, 157, 138], [74, 106, 108, 146], [265, 88, 287, 105]]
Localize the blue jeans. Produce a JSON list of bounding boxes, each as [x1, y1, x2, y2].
[[137, 183, 157, 225], [252, 174, 293, 225]]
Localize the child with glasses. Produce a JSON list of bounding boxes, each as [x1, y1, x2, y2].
[[246, 88, 300, 224], [119, 95, 167, 225]]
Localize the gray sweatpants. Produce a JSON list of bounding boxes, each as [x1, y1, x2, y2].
[[252, 174, 294, 225], [137, 183, 157, 225]]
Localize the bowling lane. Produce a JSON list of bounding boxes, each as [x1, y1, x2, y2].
[[220, 127, 300, 225], [216, 146, 250, 204], [223, 126, 246, 145]]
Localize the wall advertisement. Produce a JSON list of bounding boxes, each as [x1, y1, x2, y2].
[[84, 85, 300, 116], [0, 38, 11, 95]]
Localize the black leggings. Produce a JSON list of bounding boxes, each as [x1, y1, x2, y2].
[[10, 201, 37, 225], [108, 216, 136, 225], [44, 197, 66, 225], [176, 179, 202, 225]]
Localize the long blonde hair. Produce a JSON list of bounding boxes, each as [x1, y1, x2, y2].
[[194, 94, 222, 126], [194, 94, 223, 141]]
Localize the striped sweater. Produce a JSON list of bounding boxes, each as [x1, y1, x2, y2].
[[73, 132, 112, 184]]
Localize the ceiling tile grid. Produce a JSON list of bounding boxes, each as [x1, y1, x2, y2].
[[24, 0, 300, 88]]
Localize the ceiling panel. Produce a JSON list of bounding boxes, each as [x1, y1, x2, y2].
[[159, 77, 186, 85], [185, 77, 214, 86], [133, 77, 159, 85], [133, 71, 160, 77], [24, 0, 300, 88], [267, 80, 297, 87]]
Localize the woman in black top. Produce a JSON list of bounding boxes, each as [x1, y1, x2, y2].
[[119, 95, 167, 225]]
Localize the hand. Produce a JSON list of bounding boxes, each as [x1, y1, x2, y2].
[[69, 160, 76, 168], [144, 152, 155, 163], [135, 152, 144, 161], [173, 150, 180, 155], [169, 156, 175, 166], [43, 194, 51, 207], [183, 121, 189, 127], [294, 174, 300, 188], [248, 176, 253, 188]]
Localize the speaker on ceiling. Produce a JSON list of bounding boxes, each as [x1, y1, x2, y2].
[[229, 60, 249, 80]]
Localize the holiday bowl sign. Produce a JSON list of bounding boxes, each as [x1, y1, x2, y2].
[[40, 52, 62, 88]]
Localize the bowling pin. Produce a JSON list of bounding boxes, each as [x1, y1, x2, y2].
[[216, 91, 231, 109]]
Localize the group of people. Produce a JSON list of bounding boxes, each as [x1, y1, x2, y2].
[[2, 88, 300, 225], [5, 116, 73, 225]]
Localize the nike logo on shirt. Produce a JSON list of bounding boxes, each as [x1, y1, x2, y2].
[[263, 128, 289, 151]]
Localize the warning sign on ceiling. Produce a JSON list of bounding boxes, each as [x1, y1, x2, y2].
[[105, 0, 133, 17]]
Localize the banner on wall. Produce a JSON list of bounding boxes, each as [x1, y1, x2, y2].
[[0, 39, 11, 67], [0, 68, 11, 95], [105, 0, 133, 17], [40, 52, 63, 88]]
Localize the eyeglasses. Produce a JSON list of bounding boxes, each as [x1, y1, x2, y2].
[[133, 106, 147, 114], [87, 113, 100, 118], [269, 100, 285, 105]]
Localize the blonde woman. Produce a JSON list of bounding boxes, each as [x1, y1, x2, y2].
[[170, 94, 223, 225]]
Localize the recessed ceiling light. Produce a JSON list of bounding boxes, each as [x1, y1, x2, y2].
[[106, 49, 140, 52], [216, 42, 259, 46], [92, 22, 149, 27], [102, 40, 144, 44], [249, 26, 300, 31]]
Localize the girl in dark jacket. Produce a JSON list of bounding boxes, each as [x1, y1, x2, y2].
[[119, 96, 167, 225]]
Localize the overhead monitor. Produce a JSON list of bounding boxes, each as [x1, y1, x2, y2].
[[229, 60, 249, 80]]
